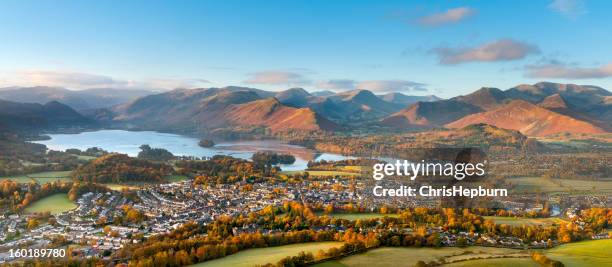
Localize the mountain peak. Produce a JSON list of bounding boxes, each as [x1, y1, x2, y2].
[[539, 94, 568, 109]]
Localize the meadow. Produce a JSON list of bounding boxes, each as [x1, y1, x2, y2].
[[314, 246, 526, 267], [281, 170, 362, 177], [24, 193, 76, 215], [508, 177, 612, 195], [2, 171, 72, 184], [318, 213, 400, 220], [483, 216, 566, 226], [191, 242, 343, 267], [105, 175, 189, 190], [442, 258, 538, 267], [544, 239, 612, 266]]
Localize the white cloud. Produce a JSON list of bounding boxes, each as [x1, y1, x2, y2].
[[418, 7, 476, 26], [549, 0, 587, 18], [0, 70, 209, 90], [526, 62, 612, 79], [244, 71, 310, 85], [431, 39, 540, 65], [356, 80, 427, 93]]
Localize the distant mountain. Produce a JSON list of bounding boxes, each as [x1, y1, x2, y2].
[[315, 89, 402, 122], [112, 87, 336, 133], [0, 86, 154, 110], [506, 82, 611, 122], [537, 94, 610, 131], [381, 99, 482, 129], [445, 100, 606, 136], [0, 99, 91, 131], [379, 93, 441, 106], [275, 88, 312, 107], [273, 88, 404, 122], [381, 82, 611, 133], [454, 87, 508, 110], [222, 98, 338, 132]]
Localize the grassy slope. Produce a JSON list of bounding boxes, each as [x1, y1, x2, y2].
[[24, 193, 76, 215], [191, 242, 343, 267], [545, 239, 612, 267], [314, 246, 523, 267], [483, 216, 566, 226], [318, 213, 400, 220]]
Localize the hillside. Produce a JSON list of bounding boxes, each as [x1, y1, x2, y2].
[[0, 99, 91, 131], [382, 82, 611, 131], [112, 88, 336, 134], [0, 86, 153, 110], [71, 153, 172, 183], [380, 99, 482, 129], [454, 87, 508, 110], [445, 100, 606, 136], [223, 98, 338, 132]]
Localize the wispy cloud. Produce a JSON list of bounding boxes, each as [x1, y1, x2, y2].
[[315, 79, 356, 90], [549, 0, 587, 18], [526, 62, 612, 79], [0, 70, 209, 90], [314, 79, 427, 93], [356, 80, 427, 93], [431, 39, 540, 65], [417, 7, 476, 26], [244, 71, 311, 86]]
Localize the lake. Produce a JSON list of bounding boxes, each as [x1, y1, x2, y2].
[[33, 130, 353, 171]]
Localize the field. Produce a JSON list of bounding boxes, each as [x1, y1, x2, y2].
[[105, 184, 144, 191], [544, 239, 612, 266], [24, 193, 76, 215], [191, 242, 344, 267], [2, 171, 72, 184], [318, 213, 400, 220], [508, 177, 612, 195], [281, 170, 362, 177], [483, 216, 566, 226], [164, 175, 189, 183], [314, 246, 526, 267], [443, 258, 539, 267], [105, 175, 189, 191]]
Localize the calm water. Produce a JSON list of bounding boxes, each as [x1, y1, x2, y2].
[[33, 130, 352, 171]]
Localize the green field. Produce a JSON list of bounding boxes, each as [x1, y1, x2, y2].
[[281, 170, 362, 177], [319, 213, 400, 220], [24, 193, 76, 215], [483, 216, 566, 226], [105, 184, 144, 191], [443, 258, 539, 267], [27, 171, 72, 183], [315, 246, 524, 267], [164, 175, 189, 183], [2, 171, 72, 184], [508, 177, 612, 194], [191, 242, 344, 267], [105, 175, 188, 191], [545, 239, 612, 267]]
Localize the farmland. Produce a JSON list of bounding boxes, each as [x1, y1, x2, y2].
[[24, 193, 76, 215], [192, 242, 344, 267]]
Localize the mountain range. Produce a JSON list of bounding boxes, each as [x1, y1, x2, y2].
[[383, 82, 611, 136], [0, 82, 609, 137], [0, 86, 154, 111], [0, 99, 91, 132]]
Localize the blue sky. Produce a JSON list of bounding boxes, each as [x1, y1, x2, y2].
[[0, 0, 611, 98]]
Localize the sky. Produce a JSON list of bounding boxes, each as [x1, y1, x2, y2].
[[0, 0, 611, 98]]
